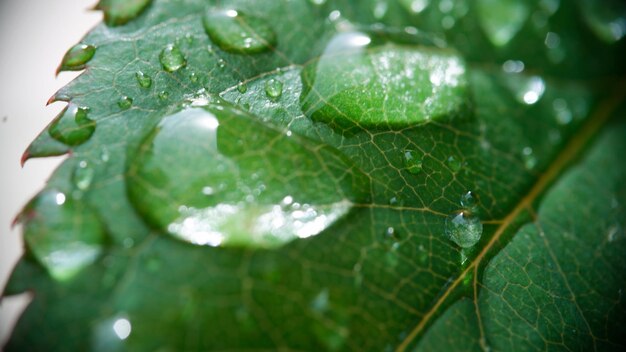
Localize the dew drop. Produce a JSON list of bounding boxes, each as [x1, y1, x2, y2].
[[135, 71, 152, 88], [403, 150, 423, 174], [158, 91, 169, 100], [58, 44, 96, 72], [159, 44, 186, 72], [237, 82, 248, 93], [96, 0, 152, 26], [189, 72, 198, 83], [202, 9, 277, 54], [73, 160, 95, 191], [521, 146, 537, 170], [265, 78, 283, 100], [18, 189, 106, 281], [579, 0, 626, 43], [446, 155, 462, 173], [117, 96, 133, 110], [445, 211, 483, 248], [506, 75, 545, 105], [476, 0, 530, 46], [49, 104, 96, 146], [460, 191, 478, 212], [502, 60, 524, 73], [126, 106, 369, 249]]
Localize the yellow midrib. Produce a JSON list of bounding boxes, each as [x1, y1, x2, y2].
[[396, 80, 626, 351]]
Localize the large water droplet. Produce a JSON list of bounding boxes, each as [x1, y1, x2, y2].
[[202, 9, 277, 54], [18, 189, 106, 281], [403, 150, 423, 174], [135, 71, 152, 88], [49, 104, 96, 146], [127, 105, 369, 248], [477, 0, 530, 46], [300, 31, 469, 130], [73, 160, 95, 191], [445, 211, 483, 248], [159, 44, 186, 72], [58, 44, 96, 73], [96, 0, 152, 26], [264, 78, 283, 100], [579, 0, 626, 43]]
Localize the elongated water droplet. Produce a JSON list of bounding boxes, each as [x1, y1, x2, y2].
[[445, 211, 483, 248], [73, 161, 95, 191], [18, 189, 106, 281], [49, 104, 96, 146], [126, 106, 369, 249], [96, 0, 152, 26], [403, 150, 423, 174], [135, 71, 152, 88], [202, 9, 277, 54], [477, 0, 529, 46], [58, 44, 96, 73], [300, 31, 469, 129], [159, 44, 186, 72], [117, 96, 133, 110], [264, 78, 283, 100], [446, 155, 462, 173]]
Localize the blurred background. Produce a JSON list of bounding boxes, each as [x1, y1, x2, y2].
[[0, 0, 100, 345]]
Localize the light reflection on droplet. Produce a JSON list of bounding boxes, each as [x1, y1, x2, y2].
[[522, 77, 545, 105], [55, 193, 66, 205], [112, 318, 132, 340], [544, 32, 561, 48], [502, 60, 525, 73]]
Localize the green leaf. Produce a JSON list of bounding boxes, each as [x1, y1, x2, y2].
[[4, 0, 626, 351]]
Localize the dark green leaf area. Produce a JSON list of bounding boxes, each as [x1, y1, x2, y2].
[[18, 189, 107, 282], [126, 104, 370, 248]]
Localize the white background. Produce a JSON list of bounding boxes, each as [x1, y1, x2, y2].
[[0, 0, 100, 345]]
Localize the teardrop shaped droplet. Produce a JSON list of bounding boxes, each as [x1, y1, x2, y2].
[[460, 191, 479, 212], [117, 96, 133, 110], [96, 0, 152, 26], [58, 44, 96, 73], [18, 189, 106, 281], [445, 211, 483, 248], [300, 31, 469, 130], [264, 78, 283, 100], [73, 160, 95, 191], [403, 150, 423, 174], [135, 71, 152, 88], [126, 105, 369, 249], [159, 44, 186, 72], [476, 0, 530, 46], [49, 104, 96, 146], [202, 9, 277, 54]]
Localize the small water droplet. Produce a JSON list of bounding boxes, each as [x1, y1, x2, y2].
[[49, 104, 96, 146], [311, 289, 330, 313], [477, 0, 530, 46], [445, 211, 483, 248], [18, 189, 106, 281], [460, 191, 479, 212], [159, 43, 186, 72], [73, 160, 95, 191], [135, 71, 152, 88], [189, 72, 198, 83], [544, 32, 561, 48], [446, 155, 462, 173], [100, 148, 110, 163], [265, 78, 283, 100], [117, 96, 133, 110], [403, 150, 423, 174], [237, 82, 248, 93], [158, 91, 169, 100], [58, 44, 96, 72], [521, 147, 537, 170], [202, 9, 277, 54]]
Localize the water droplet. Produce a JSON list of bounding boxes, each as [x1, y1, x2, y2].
[[460, 191, 479, 212], [544, 32, 561, 48], [100, 148, 110, 163], [477, 0, 530, 46], [264, 78, 283, 100], [189, 72, 198, 83], [158, 91, 169, 100], [403, 150, 423, 174], [135, 71, 152, 88], [237, 82, 248, 93], [552, 98, 572, 125], [18, 189, 106, 281], [579, 0, 626, 43], [126, 106, 369, 249], [96, 0, 152, 26], [445, 211, 483, 248], [202, 9, 277, 54], [159, 43, 186, 72], [506, 75, 545, 105], [49, 104, 96, 146], [73, 160, 95, 191], [373, 1, 388, 19], [112, 318, 132, 340], [117, 96, 133, 110], [311, 289, 330, 313], [309, 0, 327, 5], [58, 44, 96, 73], [300, 31, 469, 130], [401, 0, 429, 14], [502, 60, 524, 73], [446, 155, 462, 173], [521, 147, 537, 170]]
